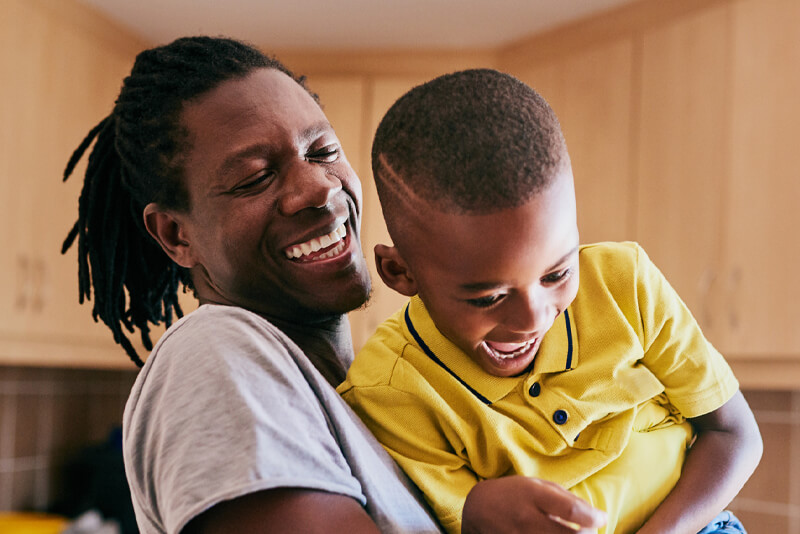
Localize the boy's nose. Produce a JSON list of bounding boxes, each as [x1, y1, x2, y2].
[[278, 162, 342, 216], [506, 291, 549, 334]]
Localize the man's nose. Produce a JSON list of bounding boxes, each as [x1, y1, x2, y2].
[[278, 162, 342, 215]]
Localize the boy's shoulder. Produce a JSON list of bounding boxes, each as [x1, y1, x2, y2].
[[578, 241, 649, 280], [579, 240, 643, 262], [576, 241, 653, 305], [342, 306, 410, 390]]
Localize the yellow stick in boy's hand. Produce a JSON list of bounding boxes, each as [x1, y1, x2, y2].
[[548, 513, 586, 531]]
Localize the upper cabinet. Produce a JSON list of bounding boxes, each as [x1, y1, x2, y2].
[[4, 0, 798, 379], [496, 0, 800, 385], [636, 4, 733, 349], [637, 0, 800, 361], [722, 0, 800, 357], [506, 39, 636, 245], [0, 0, 149, 368]]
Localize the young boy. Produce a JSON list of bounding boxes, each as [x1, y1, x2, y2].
[[337, 69, 762, 534]]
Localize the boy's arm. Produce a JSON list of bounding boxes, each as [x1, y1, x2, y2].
[[636, 390, 762, 534]]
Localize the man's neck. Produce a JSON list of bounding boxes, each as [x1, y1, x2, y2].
[[270, 313, 354, 387]]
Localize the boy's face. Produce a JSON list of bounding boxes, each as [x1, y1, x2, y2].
[[395, 169, 579, 377]]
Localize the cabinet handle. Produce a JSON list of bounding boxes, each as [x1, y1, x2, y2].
[[697, 268, 716, 330], [15, 255, 29, 311], [727, 267, 741, 330], [30, 257, 46, 313]]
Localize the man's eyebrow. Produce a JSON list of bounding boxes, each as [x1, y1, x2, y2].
[[458, 244, 580, 292], [299, 120, 335, 143], [217, 144, 271, 179], [215, 121, 335, 178]]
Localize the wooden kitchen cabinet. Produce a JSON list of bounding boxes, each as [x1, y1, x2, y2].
[[348, 76, 430, 350], [637, 0, 800, 361], [721, 0, 800, 357], [507, 38, 636, 246], [302, 74, 372, 349], [635, 3, 732, 349], [0, 1, 148, 368]]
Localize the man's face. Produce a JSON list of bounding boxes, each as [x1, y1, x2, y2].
[[174, 68, 371, 322], [399, 170, 580, 377]]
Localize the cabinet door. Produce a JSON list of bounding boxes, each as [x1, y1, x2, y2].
[[636, 4, 732, 348], [348, 76, 429, 350], [511, 39, 636, 245], [1, 0, 51, 341], [722, 0, 800, 356], [0, 2, 149, 367], [305, 76, 366, 180], [0, 1, 21, 337], [302, 75, 371, 349]]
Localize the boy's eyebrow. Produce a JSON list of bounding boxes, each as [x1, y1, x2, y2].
[[458, 244, 580, 291]]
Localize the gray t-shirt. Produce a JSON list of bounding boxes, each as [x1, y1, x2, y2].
[[123, 304, 441, 534]]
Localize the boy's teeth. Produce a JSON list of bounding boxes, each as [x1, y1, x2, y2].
[[485, 339, 535, 359], [285, 224, 347, 259]]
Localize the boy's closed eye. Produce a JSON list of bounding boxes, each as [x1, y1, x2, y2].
[[541, 267, 574, 284], [466, 294, 507, 308]]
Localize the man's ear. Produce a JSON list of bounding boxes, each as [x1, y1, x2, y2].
[[374, 244, 417, 297], [143, 203, 196, 268]]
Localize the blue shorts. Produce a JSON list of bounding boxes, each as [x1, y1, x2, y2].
[[697, 511, 746, 534]]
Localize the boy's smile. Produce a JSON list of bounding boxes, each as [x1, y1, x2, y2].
[[381, 168, 579, 377]]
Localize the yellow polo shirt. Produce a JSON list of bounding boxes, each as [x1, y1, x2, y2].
[[338, 242, 739, 534]]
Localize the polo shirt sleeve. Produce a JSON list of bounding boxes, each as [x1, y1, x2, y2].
[[633, 245, 739, 418], [339, 359, 478, 534]]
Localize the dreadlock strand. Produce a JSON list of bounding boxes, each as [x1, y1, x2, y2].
[[63, 117, 109, 182]]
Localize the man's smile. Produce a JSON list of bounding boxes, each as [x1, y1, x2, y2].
[[284, 223, 348, 262]]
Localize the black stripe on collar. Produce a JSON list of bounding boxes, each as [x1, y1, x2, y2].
[[404, 305, 492, 405], [564, 309, 573, 370]]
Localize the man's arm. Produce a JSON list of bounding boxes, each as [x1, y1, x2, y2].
[[183, 488, 382, 534], [637, 390, 762, 534]]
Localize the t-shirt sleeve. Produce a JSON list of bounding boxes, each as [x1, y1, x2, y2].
[[633, 245, 739, 417], [123, 308, 365, 534]]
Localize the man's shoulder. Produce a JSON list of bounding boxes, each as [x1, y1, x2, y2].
[[140, 304, 305, 394]]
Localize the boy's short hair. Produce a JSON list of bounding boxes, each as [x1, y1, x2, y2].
[[372, 68, 569, 225]]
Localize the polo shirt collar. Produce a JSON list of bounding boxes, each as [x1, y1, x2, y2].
[[403, 296, 578, 404]]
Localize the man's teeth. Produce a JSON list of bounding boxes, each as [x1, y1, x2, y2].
[[485, 339, 535, 359], [285, 224, 347, 259]]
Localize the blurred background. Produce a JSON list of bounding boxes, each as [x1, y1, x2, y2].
[[1, 0, 798, 531]]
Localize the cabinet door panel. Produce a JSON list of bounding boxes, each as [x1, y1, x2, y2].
[[348, 77, 429, 350], [636, 4, 732, 348], [0, 1, 19, 336], [302, 75, 370, 349], [724, 0, 800, 356], [512, 39, 635, 245]]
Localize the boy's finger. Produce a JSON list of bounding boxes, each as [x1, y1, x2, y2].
[[531, 479, 607, 528]]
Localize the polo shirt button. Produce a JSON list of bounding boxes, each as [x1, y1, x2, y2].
[[528, 382, 541, 397], [553, 409, 568, 425]]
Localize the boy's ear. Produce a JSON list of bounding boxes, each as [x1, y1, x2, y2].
[[374, 244, 417, 297], [143, 203, 196, 269]]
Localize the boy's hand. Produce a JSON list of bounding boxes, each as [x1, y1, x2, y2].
[[462, 476, 607, 533]]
